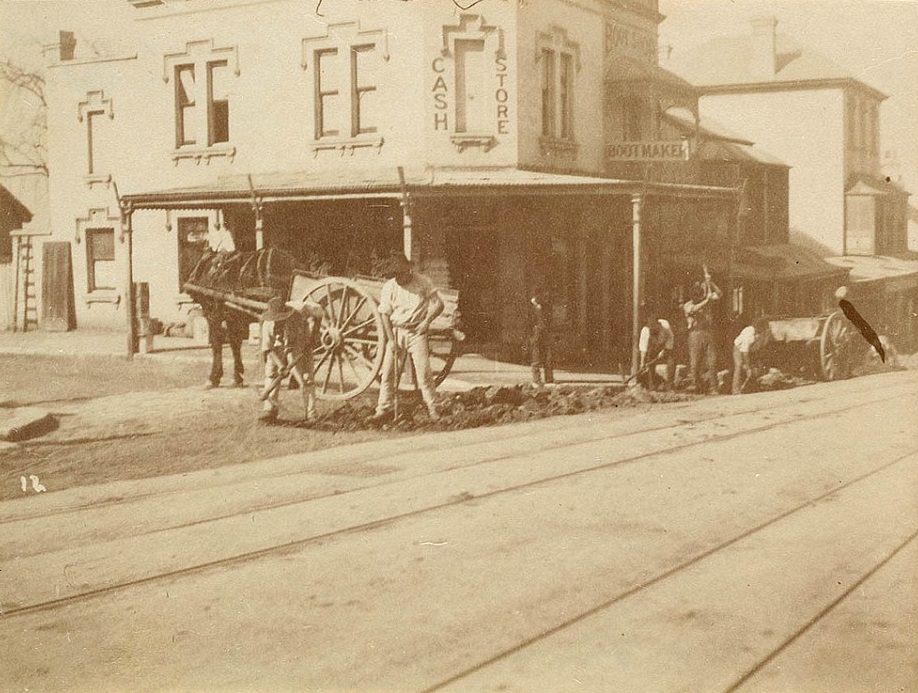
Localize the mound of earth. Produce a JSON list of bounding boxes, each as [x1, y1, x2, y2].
[[308, 385, 696, 433]]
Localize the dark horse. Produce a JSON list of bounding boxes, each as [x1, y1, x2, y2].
[[185, 248, 298, 388]]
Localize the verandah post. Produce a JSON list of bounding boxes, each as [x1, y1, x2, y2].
[[631, 192, 644, 378], [397, 166, 412, 261]]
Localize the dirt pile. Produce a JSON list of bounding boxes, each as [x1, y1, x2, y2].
[[309, 385, 696, 433], [755, 368, 816, 391]]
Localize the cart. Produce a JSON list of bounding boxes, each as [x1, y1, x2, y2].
[[185, 254, 463, 401], [762, 309, 855, 381]]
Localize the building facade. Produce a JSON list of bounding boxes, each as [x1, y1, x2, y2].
[[33, 0, 851, 369], [671, 16, 917, 350], [671, 16, 911, 258]]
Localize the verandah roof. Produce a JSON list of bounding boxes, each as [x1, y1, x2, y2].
[[667, 243, 849, 283], [121, 167, 736, 210]]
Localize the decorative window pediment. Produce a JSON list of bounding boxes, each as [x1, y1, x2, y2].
[[162, 39, 240, 83], [75, 207, 120, 245], [300, 21, 390, 69], [77, 90, 114, 122], [441, 14, 505, 59], [535, 25, 581, 71]]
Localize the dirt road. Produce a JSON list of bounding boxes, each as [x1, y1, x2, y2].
[[1, 370, 916, 692]]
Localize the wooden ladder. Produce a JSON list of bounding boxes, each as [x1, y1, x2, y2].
[[13, 235, 38, 332]]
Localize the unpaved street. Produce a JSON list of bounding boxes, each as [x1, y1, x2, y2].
[[2, 370, 916, 692]]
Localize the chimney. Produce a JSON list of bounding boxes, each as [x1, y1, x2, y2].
[[42, 30, 77, 63], [59, 31, 76, 61], [750, 16, 778, 79]]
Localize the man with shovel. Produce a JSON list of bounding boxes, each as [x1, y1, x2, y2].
[[370, 252, 443, 423], [638, 312, 675, 391], [258, 295, 323, 423], [731, 318, 770, 395]]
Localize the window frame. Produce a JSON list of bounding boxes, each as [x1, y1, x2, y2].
[[86, 110, 106, 175], [541, 48, 556, 138], [206, 60, 230, 146], [174, 64, 197, 148], [314, 48, 340, 139], [559, 52, 574, 141], [350, 44, 378, 137], [86, 227, 116, 294]]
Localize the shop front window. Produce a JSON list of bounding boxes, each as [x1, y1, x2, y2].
[[178, 217, 210, 291]]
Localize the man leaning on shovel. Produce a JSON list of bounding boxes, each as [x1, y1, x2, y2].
[[258, 295, 324, 423], [369, 252, 443, 423]]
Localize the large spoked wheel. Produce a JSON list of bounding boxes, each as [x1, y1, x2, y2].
[[397, 330, 463, 391], [305, 277, 385, 400], [819, 310, 852, 381], [430, 331, 462, 387]]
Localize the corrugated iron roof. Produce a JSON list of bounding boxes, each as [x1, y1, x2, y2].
[[825, 254, 918, 285], [668, 243, 848, 282], [123, 167, 737, 208]]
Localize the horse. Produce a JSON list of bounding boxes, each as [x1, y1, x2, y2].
[[184, 248, 298, 389]]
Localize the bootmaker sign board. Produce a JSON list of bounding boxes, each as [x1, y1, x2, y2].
[[607, 140, 690, 161]]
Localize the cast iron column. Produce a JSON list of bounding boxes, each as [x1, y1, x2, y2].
[[631, 192, 644, 377]]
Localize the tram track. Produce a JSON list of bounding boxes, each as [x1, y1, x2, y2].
[[1, 378, 913, 551], [2, 376, 911, 527], [2, 385, 915, 620], [723, 527, 918, 692], [422, 448, 918, 692]]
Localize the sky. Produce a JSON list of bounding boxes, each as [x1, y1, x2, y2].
[[659, 0, 918, 194], [1, 0, 916, 204]]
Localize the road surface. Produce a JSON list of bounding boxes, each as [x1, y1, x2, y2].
[[1, 370, 916, 692]]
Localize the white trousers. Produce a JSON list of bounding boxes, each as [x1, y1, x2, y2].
[[263, 348, 316, 417], [376, 328, 437, 414]]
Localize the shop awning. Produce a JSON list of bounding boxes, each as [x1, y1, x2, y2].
[[825, 254, 918, 292], [667, 243, 849, 283], [121, 167, 736, 209]]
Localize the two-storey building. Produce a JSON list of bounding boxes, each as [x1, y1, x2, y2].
[[33, 0, 844, 368], [671, 16, 918, 350]]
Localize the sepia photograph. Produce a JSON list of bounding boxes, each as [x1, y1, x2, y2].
[[0, 0, 916, 690]]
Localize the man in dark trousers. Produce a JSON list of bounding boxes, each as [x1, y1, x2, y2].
[[682, 267, 722, 394], [529, 288, 554, 387]]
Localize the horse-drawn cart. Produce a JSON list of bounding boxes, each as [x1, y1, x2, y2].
[[761, 309, 855, 381], [184, 249, 463, 401]]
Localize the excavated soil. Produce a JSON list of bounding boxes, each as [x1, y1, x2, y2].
[[303, 385, 698, 433]]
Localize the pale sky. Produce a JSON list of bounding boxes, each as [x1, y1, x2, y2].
[[1, 0, 916, 197], [659, 0, 918, 194]]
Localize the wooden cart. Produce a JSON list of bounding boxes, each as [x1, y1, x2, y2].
[[762, 309, 855, 381], [186, 266, 463, 401]]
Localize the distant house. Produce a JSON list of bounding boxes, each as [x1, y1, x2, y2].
[[671, 16, 910, 258], [0, 185, 32, 263], [671, 16, 917, 351], [0, 185, 33, 330]]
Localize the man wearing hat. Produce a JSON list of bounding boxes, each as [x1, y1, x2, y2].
[[259, 295, 323, 423], [682, 268, 722, 394], [371, 252, 443, 422]]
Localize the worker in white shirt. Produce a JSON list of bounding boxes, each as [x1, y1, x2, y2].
[[638, 314, 675, 390], [732, 319, 770, 394], [208, 222, 236, 253], [370, 252, 444, 423]]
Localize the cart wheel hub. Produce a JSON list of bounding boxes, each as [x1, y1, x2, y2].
[[322, 327, 343, 350]]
